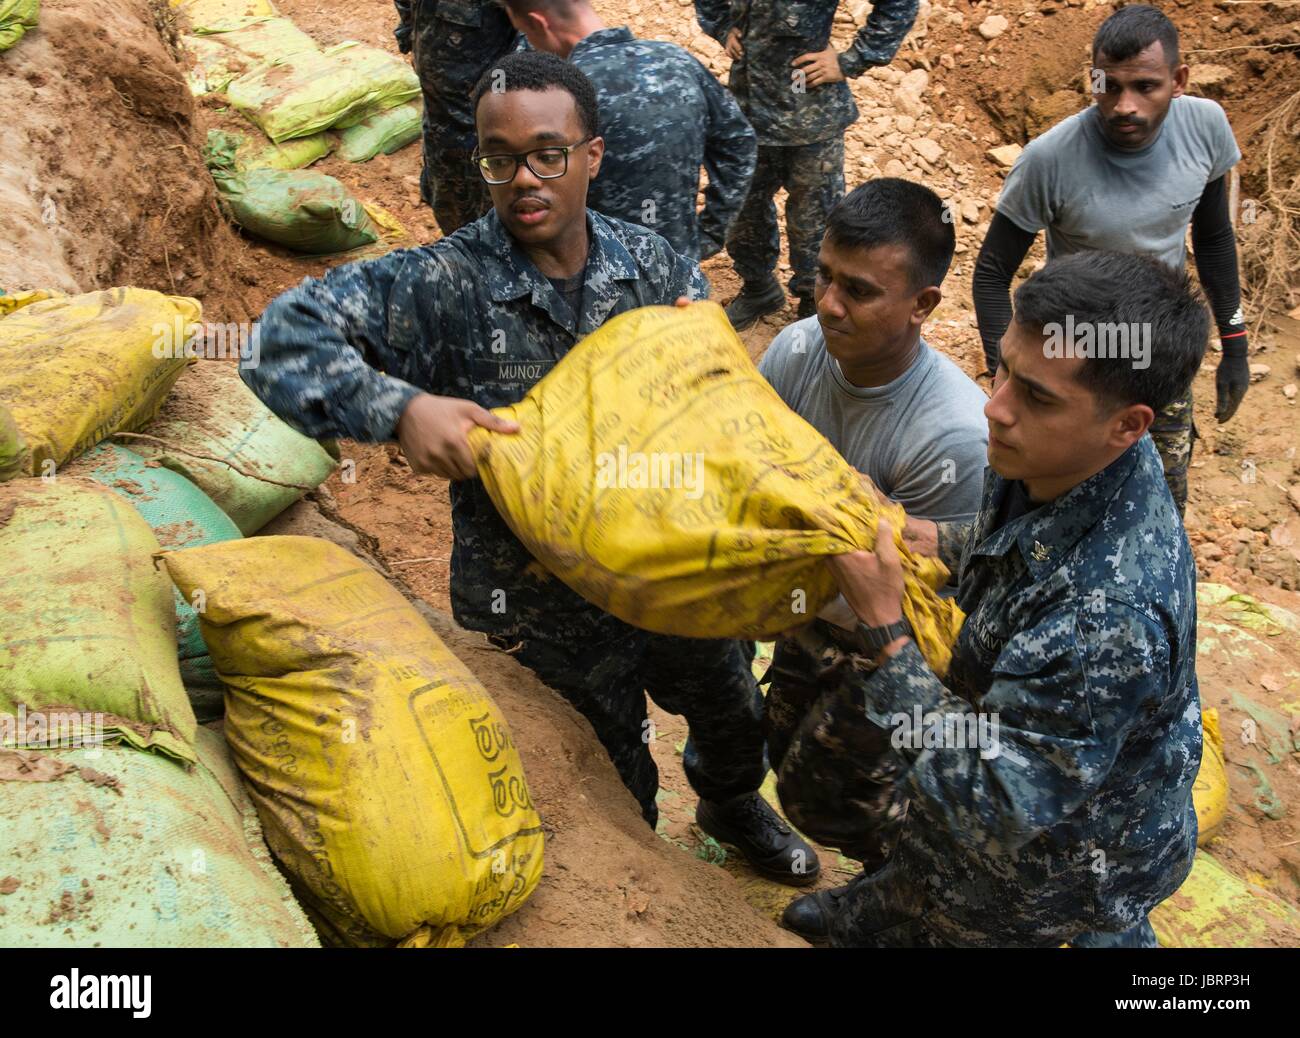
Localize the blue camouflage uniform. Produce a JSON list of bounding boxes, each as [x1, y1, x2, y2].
[[240, 208, 768, 827], [697, 0, 919, 297], [565, 27, 757, 261], [778, 436, 1201, 947], [394, 0, 518, 233]]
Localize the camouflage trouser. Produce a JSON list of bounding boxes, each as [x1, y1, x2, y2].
[[726, 137, 846, 299], [763, 627, 908, 870], [1149, 387, 1196, 516], [421, 134, 492, 237], [483, 624, 767, 829], [1071, 919, 1158, 948]]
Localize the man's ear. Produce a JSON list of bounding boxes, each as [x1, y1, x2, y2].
[[913, 286, 942, 326], [1109, 402, 1155, 450], [1172, 62, 1189, 98], [587, 135, 605, 178]]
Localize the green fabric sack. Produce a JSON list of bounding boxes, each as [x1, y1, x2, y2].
[[0, 0, 38, 51], [0, 728, 321, 947], [182, 16, 318, 96], [205, 128, 333, 172], [126, 360, 338, 536], [0, 478, 197, 763], [336, 101, 423, 163], [207, 136, 376, 253], [64, 443, 242, 723], [226, 41, 420, 143]]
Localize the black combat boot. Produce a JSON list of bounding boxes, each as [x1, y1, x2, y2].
[[724, 276, 786, 331], [780, 882, 853, 942], [696, 791, 820, 886]]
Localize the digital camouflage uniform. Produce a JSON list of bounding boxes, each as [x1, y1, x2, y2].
[[394, 0, 518, 234], [774, 436, 1200, 947], [697, 0, 919, 298], [566, 27, 757, 261], [241, 208, 767, 827]]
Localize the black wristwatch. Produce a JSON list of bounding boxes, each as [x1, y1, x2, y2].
[[853, 619, 911, 658]]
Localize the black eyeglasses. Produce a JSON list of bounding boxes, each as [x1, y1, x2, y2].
[[472, 138, 592, 185]]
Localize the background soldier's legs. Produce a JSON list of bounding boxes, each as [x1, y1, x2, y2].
[[763, 635, 828, 774], [424, 141, 492, 237], [726, 145, 788, 287], [1149, 387, 1195, 516], [783, 137, 846, 300]]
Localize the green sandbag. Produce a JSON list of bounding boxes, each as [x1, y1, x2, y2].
[[0, 478, 197, 763], [336, 101, 423, 163], [192, 15, 318, 62], [0, 728, 321, 948], [205, 127, 333, 172], [182, 16, 320, 97], [207, 134, 376, 253], [0, 0, 38, 52], [243, 134, 334, 170], [64, 443, 242, 724], [226, 41, 420, 142], [126, 360, 338, 535]]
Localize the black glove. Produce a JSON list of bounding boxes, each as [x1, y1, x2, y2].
[[1215, 337, 1250, 423]]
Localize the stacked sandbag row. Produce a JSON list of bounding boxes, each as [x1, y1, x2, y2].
[[172, 0, 420, 253], [0, 287, 543, 946]]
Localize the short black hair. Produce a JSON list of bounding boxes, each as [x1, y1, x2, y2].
[[470, 50, 599, 139], [1093, 5, 1180, 68], [1012, 251, 1208, 414], [824, 178, 955, 292]]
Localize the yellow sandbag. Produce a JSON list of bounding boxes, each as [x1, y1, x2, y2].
[[0, 287, 198, 478], [469, 301, 964, 675], [172, 0, 275, 30], [1194, 707, 1228, 845], [0, 288, 58, 316], [162, 536, 545, 947], [1151, 850, 1300, 947]]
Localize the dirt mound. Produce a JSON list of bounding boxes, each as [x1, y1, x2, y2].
[[0, 0, 247, 314], [417, 605, 807, 948]]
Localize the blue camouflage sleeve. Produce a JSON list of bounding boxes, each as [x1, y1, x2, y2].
[[696, 59, 758, 260], [855, 600, 1170, 855], [695, 0, 734, 43], [839, 0, 920, 78], [394, 0, 413, 54], [241, 253, 427, 444]]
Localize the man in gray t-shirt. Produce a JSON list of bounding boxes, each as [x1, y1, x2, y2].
[[972, 5, 1248, 516], [757, 178, 988, 943], [761, 321, 988, 526]]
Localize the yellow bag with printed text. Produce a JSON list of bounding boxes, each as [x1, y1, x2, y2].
[[468, 301, 964, 676], [162, 536, 545, 947], [1193, 707, 1228, 845]]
